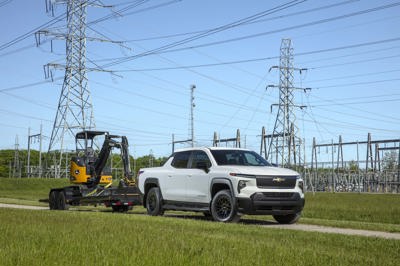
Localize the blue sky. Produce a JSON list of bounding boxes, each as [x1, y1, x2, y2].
[[0, 0, 399, 161]]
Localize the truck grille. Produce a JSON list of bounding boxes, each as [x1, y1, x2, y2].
[[256, 176, 297, 189]]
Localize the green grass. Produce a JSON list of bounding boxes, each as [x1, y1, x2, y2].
[[0, 178, 69, 202], [299, 193, 400, 232], [0, 208, 399, 266], [303, 193, 400, 224], [1, 178, 399, 232]]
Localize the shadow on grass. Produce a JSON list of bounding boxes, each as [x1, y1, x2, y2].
[[161, 213, 278, 226], [67, 207, 279, 225]]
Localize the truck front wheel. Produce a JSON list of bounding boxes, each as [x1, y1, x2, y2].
[[210, 190, 240, 222], [146, 187, 164, 216]]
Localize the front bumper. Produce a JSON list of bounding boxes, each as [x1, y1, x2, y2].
[[237, 192, 305, 215]]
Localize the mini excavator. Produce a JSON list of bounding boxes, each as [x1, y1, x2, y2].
[[48, 130, 141, 212]]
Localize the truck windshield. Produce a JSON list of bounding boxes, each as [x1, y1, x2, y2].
[[210, 150, 272, 166]]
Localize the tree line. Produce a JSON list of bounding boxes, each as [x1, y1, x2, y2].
[[0, 149, 167, 178]]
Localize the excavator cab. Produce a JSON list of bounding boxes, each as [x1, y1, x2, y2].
[[70, 131, 113, 186]]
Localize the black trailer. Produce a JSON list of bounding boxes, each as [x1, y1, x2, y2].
[[49, 185, 142, 212]]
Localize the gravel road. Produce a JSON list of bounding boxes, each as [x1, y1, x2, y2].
[[1, 203, 399, 240]]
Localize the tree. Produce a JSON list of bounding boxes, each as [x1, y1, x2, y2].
[[382, 151, 398, 171], [348, 160, 359, 172]]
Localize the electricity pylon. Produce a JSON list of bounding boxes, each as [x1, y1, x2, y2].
[[265, 39, 310, 167], [39, 0, 95, 178]]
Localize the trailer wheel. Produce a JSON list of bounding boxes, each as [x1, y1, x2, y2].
[[146, 187, 164, 216], [49, 191, 58, 210], [56, 191, 69, 211]]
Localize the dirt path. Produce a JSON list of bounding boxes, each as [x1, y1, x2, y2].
[[265, 223, 400, 240], [1, 203, 399, 240], [0, 203, 49, 210]]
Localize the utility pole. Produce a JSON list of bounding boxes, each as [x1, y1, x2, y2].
[[265, 38, 310, 167], [149, 149, 154, 167], [27, 125, 43, 177], [190, 84, 196, 147], [172, 84, 196, 152], [13, 135, 21, 178]]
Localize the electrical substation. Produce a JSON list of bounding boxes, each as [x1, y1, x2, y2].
[[4, 1, 400, 194]]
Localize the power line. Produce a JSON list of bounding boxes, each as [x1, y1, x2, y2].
[[0, 0, 12, 8], [310, 54, 400, 69], [312, 98, 400, 107], [100, 0, 307, 68], [313, 105, 400, 124], [0, 79, 61, 92], [0, 91, 54, 110], [106, 2, 400, 59], [310, 92, 400, 104], [0, 108, 52, 122], [305, 69, 400, 83], [108, 37, 400, 72], [316, 78, 400, 89], [302, 110, 400, 134], [0, 12, 67, 51], [309, 94, 400, 122], [125, 0, 359, 42], [298, 45, 400, 65]]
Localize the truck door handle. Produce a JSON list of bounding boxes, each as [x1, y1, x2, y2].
[[168, 175, 172, 177]]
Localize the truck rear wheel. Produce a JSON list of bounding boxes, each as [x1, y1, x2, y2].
[[211, 190, 240, 222], [146, 187, 164, 216]]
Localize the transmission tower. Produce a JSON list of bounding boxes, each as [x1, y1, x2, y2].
[[36, 1, 108, 177], [265, 39, 310, 167]]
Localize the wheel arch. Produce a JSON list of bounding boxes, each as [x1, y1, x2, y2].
[[210, 178, 235, 199], [143, 178, 161, 208]]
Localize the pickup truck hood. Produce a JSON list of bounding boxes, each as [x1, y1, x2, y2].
[[215, 166, 299, 176]]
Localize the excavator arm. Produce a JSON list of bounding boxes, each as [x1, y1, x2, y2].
[[75, 131, 134, 188]]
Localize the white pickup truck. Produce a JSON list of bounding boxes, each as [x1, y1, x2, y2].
[[137, 147, 305, 223]]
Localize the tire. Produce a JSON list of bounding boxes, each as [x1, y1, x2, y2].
[[146, 187, 164, 216], [273, 212, 301, 224], [210, 190, 240, 222], [49, 191, 58, 210], [56, 191, 69, 211]]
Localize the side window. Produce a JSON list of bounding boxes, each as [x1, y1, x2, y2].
[[190, 151, 212, 169], [171, 151, 191, 168]]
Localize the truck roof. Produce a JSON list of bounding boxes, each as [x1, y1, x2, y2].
[[173, 147, 250, 153]]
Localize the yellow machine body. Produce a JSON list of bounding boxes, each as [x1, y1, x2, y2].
[[70, 159, 112, 185]]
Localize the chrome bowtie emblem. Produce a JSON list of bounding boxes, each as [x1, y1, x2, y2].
[[272, 177, 285, 183]]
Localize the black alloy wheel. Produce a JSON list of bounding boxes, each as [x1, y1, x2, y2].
[[211, 190, 240, 222]]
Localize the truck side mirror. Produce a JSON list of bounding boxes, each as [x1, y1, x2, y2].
[[196, 161, 210, 173]]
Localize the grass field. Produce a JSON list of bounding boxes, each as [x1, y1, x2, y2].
[[0, 177, 69, 203], [1, 178, 400, 232], [0, 208, 399, 266], [299, 193, 400, 232]]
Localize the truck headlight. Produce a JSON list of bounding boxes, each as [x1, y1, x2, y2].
[[298, 180, 304, 193], [238, 180, 248, 193]]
